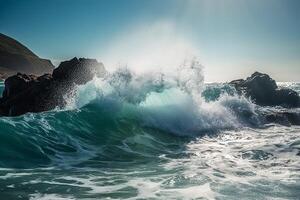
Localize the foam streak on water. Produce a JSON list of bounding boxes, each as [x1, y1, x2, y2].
[[0, 126, 298, 199], [0, 61, 299, 199]]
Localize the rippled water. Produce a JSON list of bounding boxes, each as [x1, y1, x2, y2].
[[0, 126, 299, 200], [0, 71, 299, 199]]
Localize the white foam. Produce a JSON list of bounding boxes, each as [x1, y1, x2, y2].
[[30, 193, 76, 200], [66, 58, 258, 136]]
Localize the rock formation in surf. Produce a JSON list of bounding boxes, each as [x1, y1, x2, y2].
[[0, 33, 54, 79], [264, 111, 300, 126], [230, 72, 300, 126], [0, 57, 106, 116], [230, 72, 300, 108]]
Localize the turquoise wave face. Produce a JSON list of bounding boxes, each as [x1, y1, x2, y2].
[[0, 80, 299, 168], [0, 102, 189, 169], [0, 81, 299, 199], [0, 79, 256, 168], [0, 81, 299, 169], [0, 81, 4, 96]]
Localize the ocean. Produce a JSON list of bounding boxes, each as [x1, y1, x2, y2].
[[0, 68, 299, 199]]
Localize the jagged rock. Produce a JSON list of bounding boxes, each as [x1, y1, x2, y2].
[[230, 72, 300, 107], [52, 57, 104, 84], [2, 73, 38, 99], [0, 57, 106, 116]]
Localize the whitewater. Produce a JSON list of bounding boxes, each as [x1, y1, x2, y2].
[[0, 60, 299, 199]]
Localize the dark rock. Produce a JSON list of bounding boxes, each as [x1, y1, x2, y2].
[[265, 111, 300, 126], [275, 88, 299, 107], [0, 33, 55, 79], [2, 73, 38, 99], [53, 57, 104, 85], [0, 57, 106, 116], [230, 72, 300, 107]]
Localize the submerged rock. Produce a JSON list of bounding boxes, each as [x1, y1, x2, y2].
[[230, 72, 300, 107], [0, 57, 105, 116]]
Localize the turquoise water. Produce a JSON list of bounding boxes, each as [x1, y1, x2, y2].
[[0, 77, 299, 199]]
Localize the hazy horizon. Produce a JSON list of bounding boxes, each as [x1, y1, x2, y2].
[[1, 0, 299, 82]]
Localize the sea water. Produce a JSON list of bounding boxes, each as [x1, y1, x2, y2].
[[0, 65, 299, 199]]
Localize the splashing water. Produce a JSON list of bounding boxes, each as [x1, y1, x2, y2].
[[0, 59, 299, 199], [68, 58, 259, 136]]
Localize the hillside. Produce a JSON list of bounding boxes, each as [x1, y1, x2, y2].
[[0, 33, 54, 79]]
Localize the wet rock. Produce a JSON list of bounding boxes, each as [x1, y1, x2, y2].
[[53, 57, 104, 85], [230, 72, 300, 107], [275, 88, 299, 107], [265, 111, 300, 126], [0, 57, 106, 116]]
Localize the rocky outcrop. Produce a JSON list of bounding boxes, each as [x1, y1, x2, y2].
[[0, 57, 105, 116], [0, 33, 54, 79], [230, 72, 300, 107], [265, 111, 300, 126]]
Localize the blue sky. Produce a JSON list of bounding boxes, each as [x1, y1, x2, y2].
[[1, 0, 299, 81]]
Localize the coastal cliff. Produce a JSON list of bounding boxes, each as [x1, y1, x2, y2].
[[0, 33, 54, 79]]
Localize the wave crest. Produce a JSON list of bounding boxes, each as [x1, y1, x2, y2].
[[64, 58, 259, 136]]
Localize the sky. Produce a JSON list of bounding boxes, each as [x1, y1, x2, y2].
[[0, 0, 299, 82]]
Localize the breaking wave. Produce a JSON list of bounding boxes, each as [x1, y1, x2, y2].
[[0, 59, 299, 199]]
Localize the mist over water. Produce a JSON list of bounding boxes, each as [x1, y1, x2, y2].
[[100, 21, 201, 75]]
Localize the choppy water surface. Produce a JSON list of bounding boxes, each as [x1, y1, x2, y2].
[[0, 67, 299, 199]]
